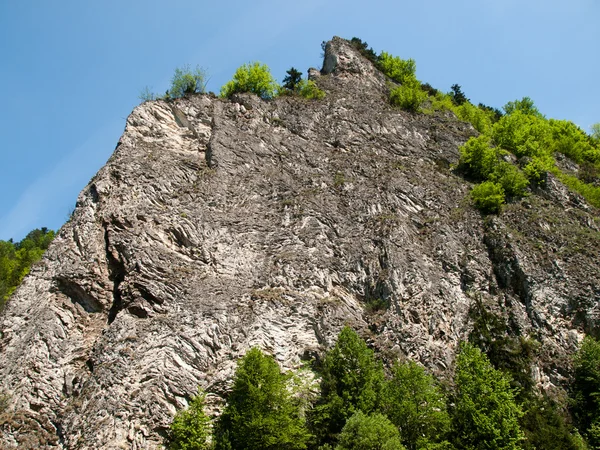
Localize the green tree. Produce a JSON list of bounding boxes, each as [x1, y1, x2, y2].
[[458, 136, 501, 180], [168, 389, 211, 450], [450, 84, 468, 106], [283, 67, 303, 91], [213, 347, 310, 450], [591, 123, 600, 143], [311, 326, 385, 445], [168, 65, 207, 99], [389, 77, 427, 112], [0, 228, 55, 309], [572, 336, 600, 440], [336, 411, 405, 450], [220, 62, 279, 100], [451, 342, 524, 450], [383, 361, 450, 450], [503, 97, 543, 118], [378, 52, 417, 85]]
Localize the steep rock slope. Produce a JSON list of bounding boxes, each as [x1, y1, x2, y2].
[[0, 37, 599, 449]]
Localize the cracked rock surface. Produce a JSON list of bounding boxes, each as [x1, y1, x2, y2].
[[0, 37, 599, 449]]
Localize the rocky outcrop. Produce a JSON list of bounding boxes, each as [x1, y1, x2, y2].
[[0, 37, 599, 449]]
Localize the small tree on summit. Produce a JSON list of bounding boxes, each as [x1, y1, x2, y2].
[[168, 65, 207, 99], [283, 67, 303, 92], [450, 84, 468, 106]]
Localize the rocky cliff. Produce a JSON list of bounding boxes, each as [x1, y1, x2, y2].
[[1, 37, 599, 449]]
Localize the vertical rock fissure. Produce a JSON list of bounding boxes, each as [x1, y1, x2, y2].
[[103, 225, 126, 324]]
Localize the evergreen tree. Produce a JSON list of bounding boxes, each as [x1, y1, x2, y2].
[[283, 67, 302, 91], [451, 342, 524, 450], [311, 326, 385, 445], [214, 347, 311, 450], [572, 336, 600, 441], [450, 84, 468, 106], [168, 389, 211, 450], [383, 361, 450, 450]]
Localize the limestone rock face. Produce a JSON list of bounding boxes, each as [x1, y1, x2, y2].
[[1, 36, 599, 449]]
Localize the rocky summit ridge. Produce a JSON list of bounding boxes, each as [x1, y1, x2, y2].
[[0, 37, 599, 449]]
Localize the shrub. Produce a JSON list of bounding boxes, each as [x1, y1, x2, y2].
[[214, 347, 311, 450], [471, 181, 505, 214], [390, 77, 427, 112], [168, 389, 211, 450], [492, 110, 552, 158], [220, 62, 279, 100], [591, 123, 600, 143], [139, 86, 157, 103], [490, 162, 529, 198], [455, 102, 493, 135], [383, 361, 450, 450], [168, 65, 207, 99], [549, 119, 600, 164], [478, 103, 504, 123], [336, 412, 405, 450], [297, 80, 326, 100], [451, 342, 524, 450], [378, 51, 416, 85], [458, 135, 501, 180], [523, 155, 554, 185]]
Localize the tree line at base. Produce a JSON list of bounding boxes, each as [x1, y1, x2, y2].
[[167, 326, 600, 450]]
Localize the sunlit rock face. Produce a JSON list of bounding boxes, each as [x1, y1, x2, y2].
[[0, 36, 598, 449]]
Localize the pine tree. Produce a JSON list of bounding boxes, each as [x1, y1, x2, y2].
[[283, 67, 302, 92]]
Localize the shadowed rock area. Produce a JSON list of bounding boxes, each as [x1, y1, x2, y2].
[[0, 37, 599, 449]]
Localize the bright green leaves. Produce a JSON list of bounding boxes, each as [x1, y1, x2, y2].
[[0, 228, 55, 309], [378, 52, 416, 85], [389, 78, 428, 113], [336, 411, 405, 450], [214, 347, 311, 450], [470, 181, 505, 214], [452, 343, 525, 450], [220, 62, 279, 100], [168, 389, 212, 450]]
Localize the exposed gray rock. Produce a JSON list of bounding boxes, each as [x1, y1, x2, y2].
[[0, 36, 598, 449]]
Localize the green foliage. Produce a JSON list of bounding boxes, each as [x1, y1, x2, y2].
[[552, 168, 600, 208], [478, 103, 504, 123], [220, 62, 279, 100], [454, 102, 493, 135], [492, 110, 552, 158], [283, 67, 303, 91], [523, 154, 554, 185], [520, 396, 586, 450], [214, 347, 311, 450], [335, 411, 405, 450], [470, 181, 505, 214], [450, 84, 468, 106], [349, 38, 379, 65], [378, 52, 417, 85], [451, 342, 524, 450], [297, 80, 326, 100], [591, 123, 600, 143], [382, 361, 450, 450], [459, 136, 502, 180], [389, 77, 427, 112], [503, 97, 543, 118], [572, 336, 600, 438], [311, 326, 385, 445], [490, 162, 529, 198], [0, 228, 55, 308], [139, 86, 157, 102], [168, 65, 207, 99], [549, 119, 600, 165], [468, 301, 536, 398], [168, 389, 211, 450]]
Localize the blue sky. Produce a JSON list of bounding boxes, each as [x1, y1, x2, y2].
[[1, 0, 598, 241]]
